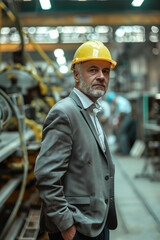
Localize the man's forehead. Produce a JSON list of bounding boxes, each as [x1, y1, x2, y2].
[[82, 60, 111, 68]]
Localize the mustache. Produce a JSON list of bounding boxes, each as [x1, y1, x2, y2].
[[92, 80, 107, 88]]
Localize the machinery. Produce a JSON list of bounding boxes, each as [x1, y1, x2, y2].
[[0, 89, 39, 240], [0, 1, 65, 239]]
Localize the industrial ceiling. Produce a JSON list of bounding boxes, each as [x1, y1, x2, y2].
[[0, 0, 160, 81], [2, 0, 160, 14]]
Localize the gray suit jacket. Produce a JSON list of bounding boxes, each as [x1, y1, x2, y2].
[[34, 91, 117, 237]]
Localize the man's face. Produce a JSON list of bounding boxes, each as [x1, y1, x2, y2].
[[74, 60, 111, 102]]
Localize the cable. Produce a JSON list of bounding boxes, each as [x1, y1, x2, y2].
[[0, 94, 12, 129], [0, 89, 29, 240]]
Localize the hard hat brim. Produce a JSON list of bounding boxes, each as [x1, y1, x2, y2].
[[71, 57, 117, 71]]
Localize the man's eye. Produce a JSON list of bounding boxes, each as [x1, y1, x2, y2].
[[103, 69, 110, 74], [90, 68, 96, 72]]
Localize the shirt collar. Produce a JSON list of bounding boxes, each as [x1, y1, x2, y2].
[[73, 88, 94, 109], [73, 88, 102, 113]]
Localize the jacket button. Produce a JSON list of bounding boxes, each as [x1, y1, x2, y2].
[[105, 176, 109, 180], [105, 199, 108, 204]]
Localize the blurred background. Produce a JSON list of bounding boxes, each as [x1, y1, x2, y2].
[[0, 0, 160, 240]]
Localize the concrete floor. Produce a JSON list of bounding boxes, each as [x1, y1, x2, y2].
[[110, 153, 160, 240]]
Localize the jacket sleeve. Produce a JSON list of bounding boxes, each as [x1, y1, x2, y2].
[[34, 108, 74, 232]]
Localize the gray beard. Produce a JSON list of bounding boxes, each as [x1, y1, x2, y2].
[[79, 79, 106, 99]]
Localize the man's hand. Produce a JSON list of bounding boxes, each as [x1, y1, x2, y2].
[[62, 225, 76, 240]]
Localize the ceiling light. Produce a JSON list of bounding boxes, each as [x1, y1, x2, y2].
[[115, 28, 125, 37], [39, 0, 51, 10], [131, 0, 144, 7], [62, 27, 74, 34], [76, 27, 87, 34], [28, 27, 36, 34], [1, 27, 10, 34], [149, 33, 159, 42], [49, 29, 59, 39], [54, 49, 64, 57], [36, 27, 48, 34], [95, 26, 110, 33], [59, 66, 68, 74], [151, 26, 159, 33], [56, 56, 66, 65]]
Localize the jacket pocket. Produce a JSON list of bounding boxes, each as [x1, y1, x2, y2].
[[65, 196, 90, 205]]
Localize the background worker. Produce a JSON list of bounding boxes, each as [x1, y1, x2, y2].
[[107, 92, 135, 155], [34, 40, 118, 240], [98, 97, 111, 136]]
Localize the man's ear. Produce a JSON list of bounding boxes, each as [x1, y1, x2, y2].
[[73, 70, 80, 83]]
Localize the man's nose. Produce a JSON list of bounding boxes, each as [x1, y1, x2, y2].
[[97, 70, 105, 79]]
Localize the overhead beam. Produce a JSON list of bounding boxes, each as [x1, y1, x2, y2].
[[2, 13, 160, 27], [0, 43, 77, 52], [0, 43, 118, 53]]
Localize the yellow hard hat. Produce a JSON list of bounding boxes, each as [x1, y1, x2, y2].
[[71, 40, 117, 71]]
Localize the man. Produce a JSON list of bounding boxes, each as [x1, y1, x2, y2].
[[34, 40, 118, 240], [107, 92, 135, 155]]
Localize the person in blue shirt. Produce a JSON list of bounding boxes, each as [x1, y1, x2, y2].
[[98, 97, 111, 135], [107, 92, 136, 155]]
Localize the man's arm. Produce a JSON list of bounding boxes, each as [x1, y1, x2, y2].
[[34, 108, 74, 232]]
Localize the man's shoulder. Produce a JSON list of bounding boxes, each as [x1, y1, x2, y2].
[[50, 96, 78, 114]]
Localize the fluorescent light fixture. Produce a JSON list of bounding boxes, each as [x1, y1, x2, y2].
[[131, 0, 144, 7], [1, 27, 10, 34], [49, 29, 59, 39], [59, 66, 68, 74], [151, 26, 159, 33], [28, 27, 36, 34], [56, 56, 66, 65], [149, 33, 159, 42], [95, 26, 110, 33], [39, 0, 51, 10], [54, 49, 64, 57]]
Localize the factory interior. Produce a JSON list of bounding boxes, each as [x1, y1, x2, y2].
[[0, 0, 160, 239]]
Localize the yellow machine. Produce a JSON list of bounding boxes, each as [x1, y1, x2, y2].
[[0, 1, 64, 239]]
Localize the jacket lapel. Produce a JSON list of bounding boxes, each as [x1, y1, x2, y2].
[[80, 108, 102, 147], [69, 91, 106, 155]]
